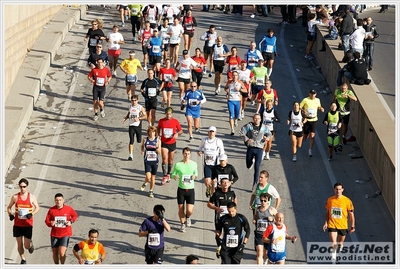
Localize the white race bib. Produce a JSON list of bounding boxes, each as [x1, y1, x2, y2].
[[146, 151, 157, 161], [89, 38, 98, 46], [226, 234, 239, 248], [148, 88, 157, 97], [127, 74, 137, 83], [256, 78, 264, 86], [54, 216, 67, 228], [256, 219, 268, 232], [148, 233, 161, 246], [17, 208, 29, 219], [152, 45, 161, 53], [182, 175, 192, 185], [163, 128, 173, 138], [96, 77, 105, 86], [266, 45, 274, 53]]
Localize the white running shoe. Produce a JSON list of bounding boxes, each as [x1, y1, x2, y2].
[[180, 223, 186, 232], [250, 14, 255, 18], [266, 152, 270, 160], [186, 217, 192, 227], [249, 157, 255, 169], [143, 66, 148, 71], [100, 110, 105, 118]]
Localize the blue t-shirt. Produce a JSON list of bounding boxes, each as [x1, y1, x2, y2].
[[139, 216, 166, 249]]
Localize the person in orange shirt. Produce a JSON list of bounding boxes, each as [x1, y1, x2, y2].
[[322, 182, 355, 263], [7, 178, 40, 264], [73, 229, 106, 265]]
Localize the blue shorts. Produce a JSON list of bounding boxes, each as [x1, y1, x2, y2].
[[185, 108, 201, 118], [267, 250, 286, 263], [51, 236, 70, 248], [203, 164, 214, 179], [228, 101, 240, 119], [251, 84, 264, 95], [144, 161, 158, 175]]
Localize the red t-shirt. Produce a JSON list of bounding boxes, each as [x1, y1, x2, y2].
[[88, 67, 112, 87], [45, 204, 79, 238], [191, 56, 206, 73], [157, 117, 182, 144], [159, 67, 177, 87]]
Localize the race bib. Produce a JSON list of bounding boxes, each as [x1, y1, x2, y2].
[[89, 38, 98, 46], [272, 242, 285, 252], [219, 205, 228, 217], [328, 123, 338, 133], [189, 99, 197, 106], [331, 207, 342, 219], [164, 74, 172, 82], [96, 77, 105, 86], [146, 151, 157, 161], [171, 35, 180, 43], [217, 174, 229, 184], [226, 234, 239, 248], [256, 219, 268, 232], [152, 45, 161, 53], [54, 216, 67, 228], [307, 108, 316, 118], [182, 175, 192, 185], [148, 88, 157, 97], [208, 39, 215, 47], [163, 128, 173, 138], [127, 74, 137, 83], [148, 233, 160, 246], [266, 45, 274, 53], [148, 16, 156, 23], [84, 260, 95, 265], [131, 8, 138, 14], [256, 78, 264, 86], [229, 64, 238, 71], [17, 208, 29, 219]]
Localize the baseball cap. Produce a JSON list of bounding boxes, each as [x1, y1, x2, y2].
[[240, 60, 247, 64], [309, 89, 316, 94], [208, 126, 217, 132], [183, 50, 189, 55], [129, 50, 135, 55], [219, 154, 228, 161], [153, 28, 158, 32]]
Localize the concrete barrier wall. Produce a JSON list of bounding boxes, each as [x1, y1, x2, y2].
[[4, 5, 64, 100], [313, 25, 395, 219]]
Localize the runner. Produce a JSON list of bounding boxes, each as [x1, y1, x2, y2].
[[224, 71, 247, 135], [158, 18, 171, 63], [287, 101, 306, 162], [87, 58, 112, 121], [72, 229, 106, 264], [171, 147, 198, 232], [167, 16, 184, 67], [84, 19, 106, 54], [250, 59, 269, 105], [211, 154, 239, 191], [138, 21, 153, 71], [159, 58, 177, 108], [157, 107, 183, 185], [236, 60, 254, 120], [198, 126, 225, 197], [260, 99, 280, 160], [140, 126, 161, 198], [249, 170, 281, 213], [175, 50, 199, 102], [145, 29, 163, 77], [122, 94, 147, 160], [106, 25, 124, 76], [191, 48, 207, 89], [225, 47, 241, 80], [323, 102, 343, 161], [120, 50, 143, 100], [244, 41, 263, 71], [181, 81, 206, 141], [182, 10, 197, 51], [199, 25, 218, 77], [212, 36, 230, 95], [140, 69, 162, 127], [258, 28, 278, 76], [7, 178, 39, 264], [128, 4, 143, 41], [141, 4, 161, 29]]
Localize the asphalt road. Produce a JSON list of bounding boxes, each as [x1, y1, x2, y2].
[[3, 5, 395, 267]]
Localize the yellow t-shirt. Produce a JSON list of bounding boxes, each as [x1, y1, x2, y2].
[[120, 58, 142, 75], [325, 195, 354, 229], [300, 97, 321, 121]]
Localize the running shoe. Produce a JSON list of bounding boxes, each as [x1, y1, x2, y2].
[[161, 102, 165, 109], [195, 128, 200, 133], [251, 100, 256, 106], [234, 119, 238, 127], [166, 174, 171, 183], [121, 22, 125, 27], [21, 259, 27, 264], [329, 156, 333, 161], [186, 217, 192, 227], [250, 13, 255, 18], [230, 129, 234, 136], [128, 155, 133, 161], [100, 110, 105, 118], [113, 70, 117, 76], [128, 94, 131, 101], [265, 152, 270, 160], [161, 176, 168, 185], [189, 136, 193, 142], [208, 73, 212, 78], [180, 223, 186, 232], [216, 246, 221, 258], [140, 183, 147, 191], [28, 242, 34, 254], [215, 88, 220, 95], [262, 151, 266, 160], [205, 186, 211, 198], [292, 155, 297, 162], [143, 66, 148, 71], [308, 149, 313, 157], [149, 190, 154, 198], [94, 115, 99, 121], [337, 144, 343, 151]]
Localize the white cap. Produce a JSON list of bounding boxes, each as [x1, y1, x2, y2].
[[208, 126, 217, 132], [219, 154, 227, 161]]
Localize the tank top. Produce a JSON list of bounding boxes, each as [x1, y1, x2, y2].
[[246, 49, 261, 68], [128, 104, 143, 126], [327, 111, 340, 134], [255, 206, 275, 234], [270, 224, 287, 253], [183, 16, 195, 31], [15, 192, 33, 227], [141, 28, 153, 46], [289, 111, 303, 132], [226, 55, 240, 71], [262, 108, 275, 131], [202, 138, 220, 166], [82, 241, 100, 264], [144, 137, 158, 162]]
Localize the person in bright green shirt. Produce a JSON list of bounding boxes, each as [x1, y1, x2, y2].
[[250, 59, 269, 104], [171, 147, 198, 232], [128, 4, 143, 41]]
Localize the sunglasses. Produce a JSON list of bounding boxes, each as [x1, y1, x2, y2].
[[260, 199, 268, 202], [190, 85, 197, 88], [19, 185, 27, 188]]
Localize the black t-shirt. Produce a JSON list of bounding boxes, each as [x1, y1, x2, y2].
[[348, 59, 368, 80], [86, 28, 105, 47], [212, 164, 239, 184]]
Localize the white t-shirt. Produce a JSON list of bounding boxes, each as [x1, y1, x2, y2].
[[177, 57, 198, 79], [167, 24, 184, 44], [107, 32, 124, 50]]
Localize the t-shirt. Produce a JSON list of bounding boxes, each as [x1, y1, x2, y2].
[[107, 31, 124, 50], [172, 160, 198, 189], [120, 58, 142, 75], [251, 66, 269, 85], [157, 117, 182, 144], [325, 195, 354, 230], [300, 97, 322, 121], [167, 24, 184, 44]]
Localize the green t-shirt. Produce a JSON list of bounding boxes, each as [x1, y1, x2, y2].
[[128, 4, 143, 17], [171, 160, 198, 189], [251, 66, 269, 86]]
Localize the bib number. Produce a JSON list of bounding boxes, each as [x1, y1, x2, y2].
[[89, 38, 98, 46], [148, 88, 157, 97], [96, 77, 105, 86], [163, 128, 173, 138], [226, 234, 239, 248], [18, 208, 29, 219], [146, 151, 157, 161], [148, 233, 160, 246], [266, 45, 274, 53], [54, 216, 67, 228], [182, 175, 192, 185], [127, 74, 137, 83]]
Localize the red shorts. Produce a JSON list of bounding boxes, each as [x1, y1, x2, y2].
[[108, 48, 121, 57]]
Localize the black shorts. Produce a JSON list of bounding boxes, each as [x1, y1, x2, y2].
[[240, 91, 249, 98], [262, 52, 274, 61], [177, 77, 190, 84], [51, 236, 70, 248], [163, 43, 169, 51], [254, 231, 269, 248], [161, 142, 176, 152], [177, 187, 195, 205], [162, 86, 173, 92], [341, 113, 350, 125], [145, 98, 158, 111], [129, 125, 142, 144], [150, 23, 158, 30], [149, 55, 162, 65], [169, 43, 179, 48], [213, 60, 225, 73], [289, 130, 304, 137], [119, 5, 129, 10], [251, 84, 264, 95], [203, 45, 213, 55], [93, 85, 106, 101], [142, 46, 150, 55], [145, 245, 164, 264], [144, 161, 158, 175], [13, 226, 33, 239], [327, 228, 348, 236], [303, 120, 317, 134], [183, 31, 194, 38], [307, 33, 316, 41]]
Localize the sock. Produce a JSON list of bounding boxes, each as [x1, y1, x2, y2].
[[268, 68, 273, 76], [95, 112, 98, 115], [167, 164, 173, 174], [100, 109, 103, 112], [162, 164, 167, 175]]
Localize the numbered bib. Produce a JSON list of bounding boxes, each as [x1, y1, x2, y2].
[[266, 45, 274, 53], [148, 88, 157, 97], [152, 45, 161, 53], [146, 151, 157, 161], [148, 233, 161, 246], [328, 123, 338, 133], [219, 206, 228, 217], [189, 98, 197, 106], [89, 38, 98, 46], [127, 74, 137, 83], [257, 219, 268, 232], [163, 128, 173, 138], [131, 8, 138, 14], [226, 234, 239, 248], [331, 207, 342, 219], [272, 242, 285, 252], [182, 175, 192, 185], [18, 208, 29, 219], [256, 78, 264, 86], [54, 216, 67, 228], [96, 77, 105, 86], [217, 174, 229, 184], [171, 35, 180, 43], [84, 260, 95, 265], [307, 108, 316, 118], [164, 74, 172, 82]]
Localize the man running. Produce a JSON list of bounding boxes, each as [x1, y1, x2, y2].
[[140, 69, 162, 127], [200, 25, 218, 77], [212, 36, 230, 95], [120, 50, 143, 100]]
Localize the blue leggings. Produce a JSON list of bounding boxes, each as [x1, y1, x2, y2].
[[246, 147, 264, 186]]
